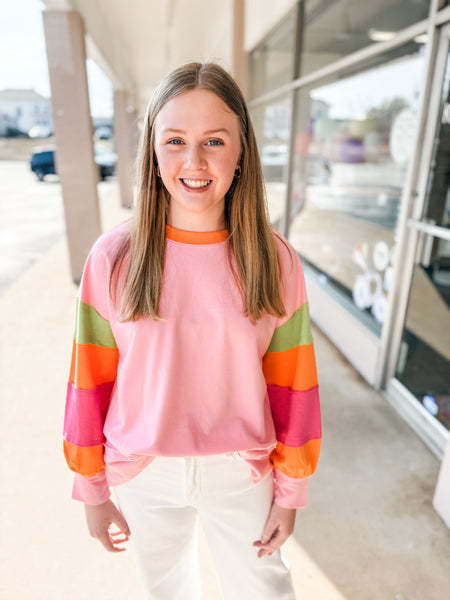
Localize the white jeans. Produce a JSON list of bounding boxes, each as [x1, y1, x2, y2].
[[114, 454, 296, 600]]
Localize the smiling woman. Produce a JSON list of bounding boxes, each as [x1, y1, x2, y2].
[[154, 88, 242, 231], [62, 62, 321, 600]]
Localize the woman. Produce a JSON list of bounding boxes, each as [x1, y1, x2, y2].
[[64, 61, 321, 599]]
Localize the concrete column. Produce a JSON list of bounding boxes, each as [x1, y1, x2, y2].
[[43, 10, 101, 284], [232, 0, 248, 98], [433, 437, 450, 528], [113, 89, 138, 208]]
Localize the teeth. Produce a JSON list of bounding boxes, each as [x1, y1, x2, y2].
[[182, 179, 211, 188]]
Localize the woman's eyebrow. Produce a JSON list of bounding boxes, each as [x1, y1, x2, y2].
[[160, 127, 231, 135], [160, 128, 186, 134], [204, 128, 231, 136]]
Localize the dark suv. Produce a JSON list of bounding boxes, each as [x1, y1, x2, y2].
[[30, 145, 117, 181]]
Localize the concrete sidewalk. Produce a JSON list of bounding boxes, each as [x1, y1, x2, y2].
[[1, 187, 449, 600]]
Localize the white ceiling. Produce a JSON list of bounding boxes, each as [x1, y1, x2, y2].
[[42, 0, 234, 112]]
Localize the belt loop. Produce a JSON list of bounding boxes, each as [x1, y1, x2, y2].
[[184, 457, 191, 502], [185, 457, 201, 503]]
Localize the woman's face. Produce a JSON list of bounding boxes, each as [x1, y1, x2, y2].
[[153, 88, 242, 231]]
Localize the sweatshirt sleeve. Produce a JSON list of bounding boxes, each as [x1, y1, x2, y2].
[[63, 242, 119, 505], [262, 246, 321, 509]]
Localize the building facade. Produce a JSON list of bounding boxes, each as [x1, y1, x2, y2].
[[0, 89, 53, 136], [245, 0, 450, 469]]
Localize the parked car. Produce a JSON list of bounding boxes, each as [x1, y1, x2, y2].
[[94, 146, 117, 179], [3, 126, 28, 138], [94, 126, 113, 140], [28, 125, 53, 138], [261, 144, 288, 181], [30, 145, 117, 181]]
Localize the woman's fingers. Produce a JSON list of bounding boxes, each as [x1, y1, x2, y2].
[[253, 502, 296, 558], [113, 509, 131, 537], [85, 499, 130, 552], [253, 528, 289, 557]]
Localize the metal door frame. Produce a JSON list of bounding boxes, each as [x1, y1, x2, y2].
[[384, 20, 450, 458]]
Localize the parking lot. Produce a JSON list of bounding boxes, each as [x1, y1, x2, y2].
[[0, 158, 117, 294], [0, 160, 64, 294]]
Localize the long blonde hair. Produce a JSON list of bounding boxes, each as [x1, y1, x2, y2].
[[111, 62, 286, 322]]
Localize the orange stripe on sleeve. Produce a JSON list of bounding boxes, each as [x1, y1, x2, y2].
[[271, 438, 321, 479], [69, 340, 119, 389], [263, 344, 318, 391], [63, 440, 105, 478]]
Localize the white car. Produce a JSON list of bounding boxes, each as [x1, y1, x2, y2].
[[28, 125, 52, 138], [94, 126, 113, 140]]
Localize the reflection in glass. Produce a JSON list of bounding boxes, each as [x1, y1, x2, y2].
[[396, 48, 450, 431], [251, 96, 291, 229], [422, 48, 450, 229], [249, 11, 295, 99], [396, 264, 450, 430], [301, 0, 430, 76], [289, 46, 425, 330]]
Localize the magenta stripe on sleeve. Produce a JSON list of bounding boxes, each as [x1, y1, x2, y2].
[[63, 381, 113, 447], [267, 384, 321, 447]]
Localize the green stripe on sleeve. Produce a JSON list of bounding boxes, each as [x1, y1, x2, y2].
[[267, 303, 313, 353], [75, 299, 117, 348]]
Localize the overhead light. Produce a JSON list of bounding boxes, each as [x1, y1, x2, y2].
[[414, 33, 428, 44], [368, 29, 396, 42]]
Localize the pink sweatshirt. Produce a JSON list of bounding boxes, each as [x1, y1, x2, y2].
[[64, 223, 321, 508]]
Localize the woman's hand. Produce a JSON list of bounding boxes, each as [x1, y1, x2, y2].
[[85, 499, 130, 552], [253, 502, 296, 558]]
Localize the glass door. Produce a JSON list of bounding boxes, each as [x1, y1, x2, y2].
[[395, 25, 450, 435]]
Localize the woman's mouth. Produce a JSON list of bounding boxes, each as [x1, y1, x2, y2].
[[181, 178, 212, 189]]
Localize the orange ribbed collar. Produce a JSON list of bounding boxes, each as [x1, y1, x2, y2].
[[166, 225, 228, 245]]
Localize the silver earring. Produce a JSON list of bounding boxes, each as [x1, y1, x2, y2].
[[157, 166, 161, 178]]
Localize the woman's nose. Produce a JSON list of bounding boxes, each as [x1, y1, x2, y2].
[[184, 145, 206, 170]]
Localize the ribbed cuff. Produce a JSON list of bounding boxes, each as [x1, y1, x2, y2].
[[273, 469, 309, 508], [72, 472, 110, 505]]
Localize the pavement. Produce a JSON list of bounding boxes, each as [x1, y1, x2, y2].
[[0, 160, 64, 294], [1, 183, 449, 600]]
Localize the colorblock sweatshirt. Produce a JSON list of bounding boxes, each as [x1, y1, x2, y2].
[[64, 223, 321, 508]]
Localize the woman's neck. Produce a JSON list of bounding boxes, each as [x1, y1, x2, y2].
[[167, 203, 226, 232]]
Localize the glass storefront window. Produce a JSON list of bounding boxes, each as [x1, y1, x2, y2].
[[396, 44, 450, 431], [396, 262, 450, 430], [251, 96, 291, 229], [289, 44, 425, 331], [301, 0, 430, 77], [422, 47, 450, 229], [249, 11, 296, 99]]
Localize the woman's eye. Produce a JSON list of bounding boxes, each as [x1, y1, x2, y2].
[[206, 139, 223, 147], [168, 139, 183, 145]]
